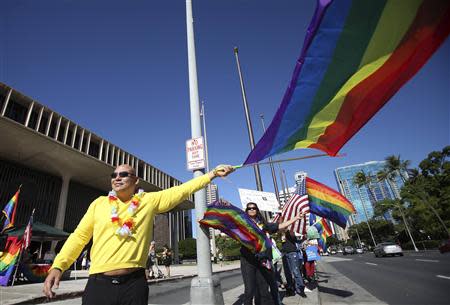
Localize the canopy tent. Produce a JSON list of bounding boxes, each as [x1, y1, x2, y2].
[[3, 222, 69, 242]]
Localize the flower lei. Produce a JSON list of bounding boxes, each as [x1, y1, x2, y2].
[[108, 189, 144, 238]]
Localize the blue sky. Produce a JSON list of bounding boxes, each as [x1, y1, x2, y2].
[[2, 1, 449, 232]]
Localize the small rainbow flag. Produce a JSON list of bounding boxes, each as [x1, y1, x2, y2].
[[306, 177, 355, 228], [313, 218, 333, 238], [244, 0, 450, 164], [199, 202, 271, 254], [0, 236, 22, 286], [20, 264, 51, 283], [2, 187, 21, 232]]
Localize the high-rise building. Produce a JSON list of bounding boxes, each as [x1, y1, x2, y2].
[[206, 183, 218, 204], [334, 161, 407, 224]]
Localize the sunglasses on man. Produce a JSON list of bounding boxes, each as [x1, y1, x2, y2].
[[110, 171, 136, 179], [246, 207, 258, 211]]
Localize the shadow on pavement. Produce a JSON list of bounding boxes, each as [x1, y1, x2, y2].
[[318, 286, 353, 298]]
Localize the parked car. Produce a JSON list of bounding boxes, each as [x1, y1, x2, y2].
[[343, 246, 355, 255], [439, 239, 450, 254], [356, 248, 364, 254], [374, 242, 403, 257]]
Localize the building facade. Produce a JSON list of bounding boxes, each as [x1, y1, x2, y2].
[[334, 161, 407, 225], [0, 82, 193, 255]]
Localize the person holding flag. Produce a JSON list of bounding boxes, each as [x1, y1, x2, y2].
[[43, 163, 234, 304]]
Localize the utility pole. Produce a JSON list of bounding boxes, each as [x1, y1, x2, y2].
[[186, 1, 224, 304]]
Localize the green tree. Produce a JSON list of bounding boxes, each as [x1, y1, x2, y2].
[[348, 219, 396, 247], [215, 236, 241, 257], [179, 238, 197, 259], [401, 146, 450, 238]]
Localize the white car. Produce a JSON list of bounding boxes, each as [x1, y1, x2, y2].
[[356, 248, 364, 254], [374, 242, 403, 257]]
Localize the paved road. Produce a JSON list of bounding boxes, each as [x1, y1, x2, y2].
[[323, 251, 450, 305]]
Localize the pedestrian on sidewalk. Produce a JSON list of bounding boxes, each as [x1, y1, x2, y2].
[[146, 241, 156, 279], [281, 230, 307, 298], [43, 163, 234, 305], [162, 245, 172, 278], [240, 202, 304, 305]]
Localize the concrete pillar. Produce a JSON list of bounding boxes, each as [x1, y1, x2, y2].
[[52, 175, 71, 250]]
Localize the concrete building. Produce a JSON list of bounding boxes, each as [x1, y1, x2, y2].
[[0, 82, 193, 254]]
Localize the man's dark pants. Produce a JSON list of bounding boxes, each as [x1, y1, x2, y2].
[[82, 269, 148, 305]]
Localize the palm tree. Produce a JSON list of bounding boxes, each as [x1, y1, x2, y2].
[[378, 156, 418, 251], [353, 171, 377, 247], [385, 155, 410, 183]]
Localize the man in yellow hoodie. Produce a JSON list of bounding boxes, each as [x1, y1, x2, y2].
[[43, 163, 234, 304]]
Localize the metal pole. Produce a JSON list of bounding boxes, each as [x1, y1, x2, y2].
[[282, 169, 291, 198], [278, 163, 288, 205], [260, 115, 280, 204], [186, 2, 223, 304], [233, 47, 263, 192], [201, 102, 217, 262]]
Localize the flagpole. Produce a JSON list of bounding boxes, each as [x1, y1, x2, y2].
[[233, 47, 264, 192], [260, 115, 280, 204], [11, 208, 35, 286], [10, 247, 23, 286]]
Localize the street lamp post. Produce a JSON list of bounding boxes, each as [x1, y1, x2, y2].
[[186, 1, 224, 304]]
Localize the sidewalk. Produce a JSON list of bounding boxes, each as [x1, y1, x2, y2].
[[316, 257, 387, 305], [0, 260, 320, 305]]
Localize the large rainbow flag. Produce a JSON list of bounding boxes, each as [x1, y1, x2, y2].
[[306, 177, 355, 228], [0, 236, 22, 286], [199, 202, 271, 254], [2, 187, 21, 232], [244, 0, 450, 164]]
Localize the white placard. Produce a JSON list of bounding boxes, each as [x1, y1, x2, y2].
[[186, 137, 205, 170], [238, 188, 280, 213]]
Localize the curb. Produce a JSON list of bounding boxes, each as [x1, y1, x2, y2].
[[9, 267, 241, 305]]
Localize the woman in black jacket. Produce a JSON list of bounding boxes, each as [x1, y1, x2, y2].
[[241, 202, 302, 305]]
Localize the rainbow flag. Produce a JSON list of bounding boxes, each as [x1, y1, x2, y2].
[[20, 264, 51, 283], [318, 231, 328, 252], [306, 177, 355, 228], [2, 188, 21, 232], [244, 0, 450, 164], [0, 236, 22, 286], [199, 202, 271, 254], [313, 218, 333, 237]]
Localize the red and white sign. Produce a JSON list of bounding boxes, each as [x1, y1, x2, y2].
[[186, 137, 205, 171]]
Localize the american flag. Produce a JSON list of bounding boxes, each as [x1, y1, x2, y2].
[[273, 179, 310, 235], [22, 209, 35, 249]]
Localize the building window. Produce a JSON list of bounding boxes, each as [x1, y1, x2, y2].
[[5, 100, 27, 125]]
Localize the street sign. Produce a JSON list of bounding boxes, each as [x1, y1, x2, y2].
[[186, 137, 205, 171], [238, 188, 280, 213]]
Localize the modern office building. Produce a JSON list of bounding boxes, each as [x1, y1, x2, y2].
[[0, 82, 193, 253], [334, 161, 407, 225]]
